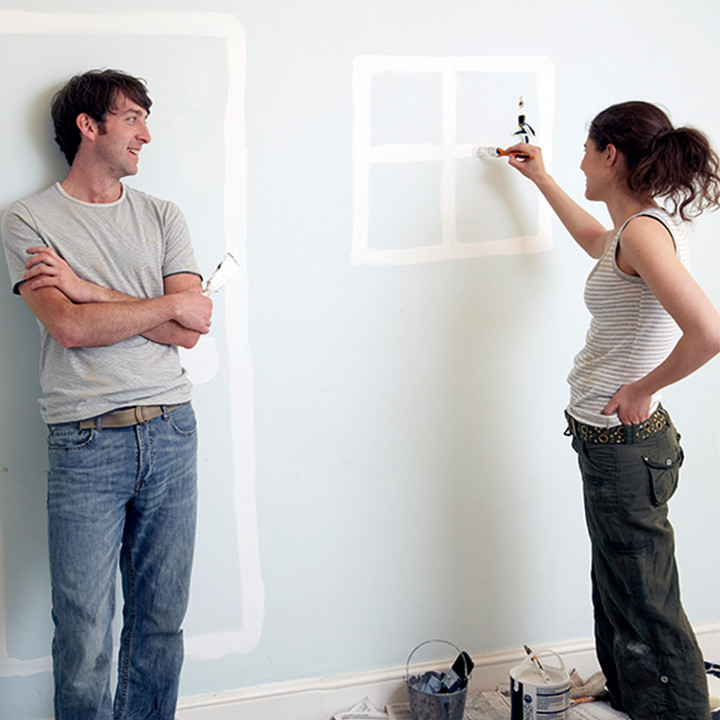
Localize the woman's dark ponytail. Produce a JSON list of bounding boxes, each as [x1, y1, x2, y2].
[[589, 101, 720, 221]]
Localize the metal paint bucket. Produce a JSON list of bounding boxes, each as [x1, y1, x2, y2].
[[405, 640, 470, 720], [510, 650, 570, 720]]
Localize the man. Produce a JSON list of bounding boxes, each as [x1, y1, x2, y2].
[[1, 69, 213, 719]]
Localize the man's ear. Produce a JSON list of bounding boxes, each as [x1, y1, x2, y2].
[[76, 113, 98, 141]]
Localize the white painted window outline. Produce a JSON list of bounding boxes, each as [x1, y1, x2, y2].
[[0, 10, 262, 679], [352, 55, 555, 266]]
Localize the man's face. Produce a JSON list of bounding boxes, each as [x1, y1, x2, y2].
[[93, 92, 151, 179]]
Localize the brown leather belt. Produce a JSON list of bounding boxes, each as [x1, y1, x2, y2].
[[564, 407, 668, 444], [78, 404, 184, 430]]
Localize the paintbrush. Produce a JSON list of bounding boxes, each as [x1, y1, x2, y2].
[[203, 252, 240, 296], [524, 645, 552, 684], [475, 145, 535, 160]]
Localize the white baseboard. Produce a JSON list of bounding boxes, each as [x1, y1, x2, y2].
[[176, 621, 720, 720]]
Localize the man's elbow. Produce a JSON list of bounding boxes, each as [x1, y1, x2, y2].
[[180, 331, 202, 350], [168, 327, 202, 349], [51, 322, 85, 348], [46, 308, 95, 348], [21, 286, 88, 348]]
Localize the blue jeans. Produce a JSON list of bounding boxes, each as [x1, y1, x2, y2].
[[47, 403, 198, 720], [571, 408, 709, 720]]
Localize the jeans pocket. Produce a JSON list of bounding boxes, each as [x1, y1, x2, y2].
[[167, 403, 197, 436], [642, 446, 683, 506], [47, 424, 95, 450]]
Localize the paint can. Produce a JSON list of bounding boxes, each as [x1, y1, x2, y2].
[[405, 640, 471, 720], [509, 649, 570, 720]]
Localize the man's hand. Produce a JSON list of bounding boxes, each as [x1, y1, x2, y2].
[[24, 246, 101, 303], [171, 287, 213, 335]]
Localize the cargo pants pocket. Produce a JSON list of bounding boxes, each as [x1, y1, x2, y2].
[[642, 446, 683, 506]]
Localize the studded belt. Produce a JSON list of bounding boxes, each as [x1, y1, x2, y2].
[[564, 407, 668, 444]]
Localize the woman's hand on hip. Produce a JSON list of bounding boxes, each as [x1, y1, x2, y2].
[[603, 383, 652, 425]]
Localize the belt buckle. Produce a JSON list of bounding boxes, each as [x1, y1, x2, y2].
[[565, 413, 579, 439]]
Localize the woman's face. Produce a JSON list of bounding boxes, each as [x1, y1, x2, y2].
[[579, 136, 608, 201]]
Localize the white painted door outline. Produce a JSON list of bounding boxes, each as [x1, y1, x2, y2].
[[0, 10, 262, 678], [352, 55, 555, 265]]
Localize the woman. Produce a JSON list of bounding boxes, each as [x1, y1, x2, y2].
[[506, 101, 720, 720]]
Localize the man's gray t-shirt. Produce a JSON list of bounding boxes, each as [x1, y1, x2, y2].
[[2, 182, 201, 424]]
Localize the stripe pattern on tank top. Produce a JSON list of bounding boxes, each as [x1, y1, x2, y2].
[[567, 208, 690, 428]]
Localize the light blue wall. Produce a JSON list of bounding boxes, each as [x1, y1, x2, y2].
[[1, 1, 719, 718]]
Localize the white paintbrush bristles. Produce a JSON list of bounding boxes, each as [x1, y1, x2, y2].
[[474, 145, 501, 158], [203, 252, 240, 296]]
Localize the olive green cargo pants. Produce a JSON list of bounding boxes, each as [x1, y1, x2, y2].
[[570, 408, 709, 720]]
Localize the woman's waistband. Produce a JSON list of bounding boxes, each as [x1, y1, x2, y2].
[[564, 406, 668, 444]]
